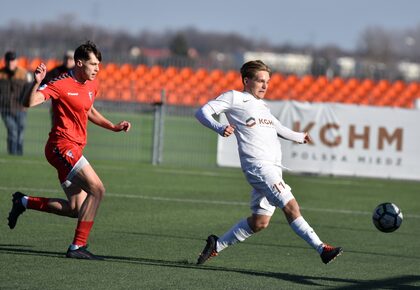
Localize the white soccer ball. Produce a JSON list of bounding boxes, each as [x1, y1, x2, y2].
[[372, 202, 403, 233]]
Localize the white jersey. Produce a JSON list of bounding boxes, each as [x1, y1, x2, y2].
[[206, 90, 305, 170]]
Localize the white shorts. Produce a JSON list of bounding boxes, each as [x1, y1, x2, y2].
[[244, 164, 294, 216]]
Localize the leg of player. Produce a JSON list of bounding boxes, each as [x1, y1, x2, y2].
[[197, 188, 275, 265], [282, 198, 343, 264], [7, 188, 83, 230], [65, 163, 105, 260], [197, 215, 267, 265]]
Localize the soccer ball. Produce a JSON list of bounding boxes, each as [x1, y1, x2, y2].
[[372, 202, 403, 233]]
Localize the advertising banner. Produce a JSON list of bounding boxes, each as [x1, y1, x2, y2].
[[217, 101, 420, 180]]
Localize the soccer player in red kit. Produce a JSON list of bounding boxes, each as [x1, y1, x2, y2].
[[7, 41, 131, 260]]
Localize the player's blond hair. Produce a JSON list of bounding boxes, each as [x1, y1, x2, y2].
[[240, 60, 271, 84]]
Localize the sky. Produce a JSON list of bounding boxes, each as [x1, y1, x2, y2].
[[1, 0, 420, 50]]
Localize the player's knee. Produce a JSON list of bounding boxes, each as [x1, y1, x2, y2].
[[91, 182, 106, 200], [249, 218, 270, 232], [97, 184, 106, 200], [254, 220, 270, 232]]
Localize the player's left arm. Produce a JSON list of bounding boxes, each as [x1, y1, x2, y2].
[[273, 118, 310, 144], [88, 106, 131, 132]]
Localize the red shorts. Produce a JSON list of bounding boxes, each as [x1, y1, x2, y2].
[[45, 141, 85, 185]]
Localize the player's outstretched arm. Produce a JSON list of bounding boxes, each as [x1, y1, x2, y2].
[[23, 63, 47, 107], [273, 118, 309, 144], [88, 106, 131, 132]]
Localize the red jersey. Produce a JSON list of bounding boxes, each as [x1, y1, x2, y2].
[[38, 71, 98, 146]]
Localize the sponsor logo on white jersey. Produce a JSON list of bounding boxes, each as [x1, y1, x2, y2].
[[246, 117, 256, 127], [258, 118, 274, 126]]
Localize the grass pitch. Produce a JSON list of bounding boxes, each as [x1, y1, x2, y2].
[[0, 154, 419, 289]]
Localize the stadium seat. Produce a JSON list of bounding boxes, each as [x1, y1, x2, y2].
[[29, 57, 43, 71], [270, 73, 284, 86], [285, 74, 299, 87], [25, 59, 414, 108]]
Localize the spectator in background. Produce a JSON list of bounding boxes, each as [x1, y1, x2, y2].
[[0, 51, 32, 155], [42, 50, 75, 85], [41, 50, 75, 126]]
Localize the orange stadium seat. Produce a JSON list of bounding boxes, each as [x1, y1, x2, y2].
[[45, 59, 59, 70], [390, 80, 405, 95], [301, 75, 314, 88], [134, 64, 148, 77], [179, 67, 193, 79], [376, 79, 390, 92], [164, 66, 178, 78], [285, 74, 298, 87], [194, 68, 208, 81], [104, 63, 118, 74], [29, 57, 43, 71], [269, 73, 284, 87], [86, 62, 420, 108], [225, 70, 239, 82], [346, 78, 360, 89], [314, 76, 328, 87], [209, 69, 224, 81], [360, 79, 374, 90], [120, 63, 134, 75], [17, 57, 29, 69], [149, 66, 163, 77]]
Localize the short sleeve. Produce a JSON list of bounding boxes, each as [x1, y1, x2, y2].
[[38, 82, 61, 101]]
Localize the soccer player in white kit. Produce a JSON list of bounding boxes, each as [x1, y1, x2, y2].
[[195, 60, 343, 265]]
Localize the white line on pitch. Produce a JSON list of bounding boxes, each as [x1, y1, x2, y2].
[[1, 186, 419, 219]]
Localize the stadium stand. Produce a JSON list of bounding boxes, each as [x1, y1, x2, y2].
[[6, 57, 420, 108]]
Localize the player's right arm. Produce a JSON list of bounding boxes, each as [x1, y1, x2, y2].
[[195, 91, 235, 137], [195, 104, 234, 137], [195, 104, 226, 136], [23, 63, 47, 107]]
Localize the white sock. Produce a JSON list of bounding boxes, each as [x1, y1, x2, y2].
[[290, 216, 324, 254], [216, 219, 254, 252], [22, 196, 29, 208], [69, 244, 81, 251]]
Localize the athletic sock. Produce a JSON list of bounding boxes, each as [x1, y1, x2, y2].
[[216, 218, 254, 252], [21, 196, 29, 208], [290, 216, 324, 254], [27, 196, 51, 212], [72, 221, 94, 247], [69, 244, 81, 251]]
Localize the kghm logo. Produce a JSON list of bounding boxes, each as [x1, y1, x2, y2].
[[246, 117, 256, 127], [258, 118, 274, 125]]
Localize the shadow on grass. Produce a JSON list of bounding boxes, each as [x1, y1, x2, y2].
[[0, 245, 419, 288], [115, 230, 420, 261]]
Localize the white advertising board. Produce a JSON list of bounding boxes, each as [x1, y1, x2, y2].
[[217, 101, 420, 180]]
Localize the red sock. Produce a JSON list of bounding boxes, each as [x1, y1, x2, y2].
[[27, 197, 51, 212], [72, 221, 94, 247]]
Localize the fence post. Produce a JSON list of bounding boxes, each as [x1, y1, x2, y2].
[[152, 89, 166, 165]]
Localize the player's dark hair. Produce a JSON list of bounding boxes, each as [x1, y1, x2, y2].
[[74, 41, 102, 62], [240, 60, 271, 83]]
